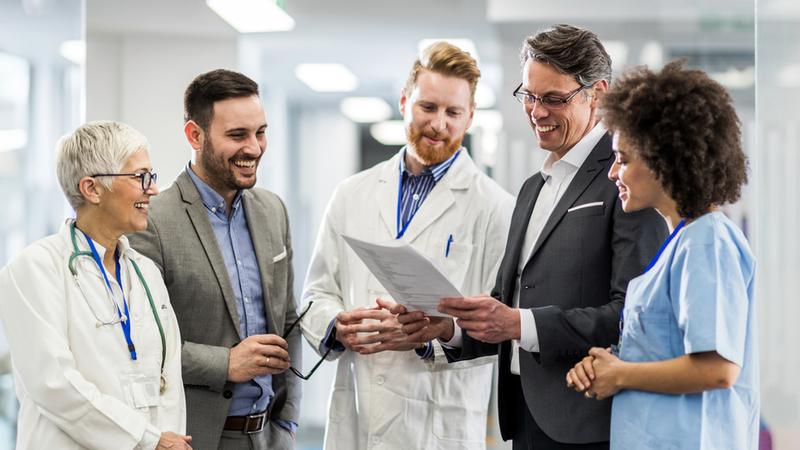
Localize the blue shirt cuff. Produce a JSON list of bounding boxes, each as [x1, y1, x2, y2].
[[274, 419, 298, 434], [415, 341, 434, 359], [321, 318, 346, 354]]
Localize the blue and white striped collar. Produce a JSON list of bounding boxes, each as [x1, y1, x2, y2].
[[399, 147, 462, 182]]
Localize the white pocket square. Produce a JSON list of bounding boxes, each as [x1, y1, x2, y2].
[[272, 246, 288, 263], [567, 201, 603, 212]]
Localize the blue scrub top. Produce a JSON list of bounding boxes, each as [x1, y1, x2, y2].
[[611, 211, 759, 450]]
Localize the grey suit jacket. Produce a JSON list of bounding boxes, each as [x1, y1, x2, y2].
[[128, 171, 301, 449], [446, 134, 668, 444]]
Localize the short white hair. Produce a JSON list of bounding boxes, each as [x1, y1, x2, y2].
[[56, 121, 149, 209]]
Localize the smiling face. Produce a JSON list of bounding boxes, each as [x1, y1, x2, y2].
[[521, 59, 605, 159], [191, 95, 267, 198], [98, 149, 158, 235], [400, 70, 474, 167], [608, 133, 669, 213]]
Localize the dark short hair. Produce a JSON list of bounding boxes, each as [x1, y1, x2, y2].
[[520, 24, 612, 87], [184, 69, 260, 131], [601, 61, 748, 218]]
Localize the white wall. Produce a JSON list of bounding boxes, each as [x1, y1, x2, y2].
[[755, 9, 800, 447], [86, 33, 237, 186]]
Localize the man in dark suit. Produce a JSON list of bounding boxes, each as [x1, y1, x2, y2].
[[394, 24, 667, 449], [129, 69, 300, 450]]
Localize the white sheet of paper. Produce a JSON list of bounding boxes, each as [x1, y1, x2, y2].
[[342, 235, 461, 317]]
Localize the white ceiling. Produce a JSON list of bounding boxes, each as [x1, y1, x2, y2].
[[84, 0, 762, 105]]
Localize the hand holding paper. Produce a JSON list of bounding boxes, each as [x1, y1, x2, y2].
[[342, 235, 461, 317]]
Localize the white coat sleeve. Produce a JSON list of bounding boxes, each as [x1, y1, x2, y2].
[[0, 247, 160, 450], [299, 186, 348, 360], [152, 263, 188, 436], [427, 190, 514, 369], [480, 192, 515, 293]]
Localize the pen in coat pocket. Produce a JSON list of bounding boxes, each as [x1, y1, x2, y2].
[[445, 234, 454, 258]]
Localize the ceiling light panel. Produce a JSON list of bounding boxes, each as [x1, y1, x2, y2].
[[370, 120, 406, 146], [295, 64, 358, 92], [340, 97, 392, 123], [207, 0, 295, 33]]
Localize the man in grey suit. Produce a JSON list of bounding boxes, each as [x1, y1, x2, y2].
[[129, 69, 300, 450], [394, 25, 667, 449]]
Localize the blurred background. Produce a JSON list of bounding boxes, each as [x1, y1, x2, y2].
[[0, 0, 797, 448]]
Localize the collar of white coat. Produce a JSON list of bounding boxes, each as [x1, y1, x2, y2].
[[540, 122, 607, 180], [379, 146, 478, 190], [60, 218, 144, 263]]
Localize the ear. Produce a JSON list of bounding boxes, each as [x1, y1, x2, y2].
[[465, 103, 476, 131], [78, 176, 105, 205], [184, 120, 204, 151], [589, 79, 609, 106], [399, 90, 408, 117]]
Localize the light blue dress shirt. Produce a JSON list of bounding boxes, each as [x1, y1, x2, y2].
[[611, 211, 759, 450], [187, 165, 296, 433]]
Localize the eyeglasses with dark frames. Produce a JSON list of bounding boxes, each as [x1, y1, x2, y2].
[[92, 171, 158, 192], [282, 301, 333, 380], [512, 83, 589, 109]]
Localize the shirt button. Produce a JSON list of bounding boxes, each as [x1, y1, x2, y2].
[[237, 260, 242, 266], [412, 193, 420, 201], [244, 297, 250, 303], [376, 375, 385, 385], [372, 436, 380, 445], [211, 207, 217, 212]]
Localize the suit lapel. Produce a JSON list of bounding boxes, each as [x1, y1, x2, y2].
[[502, 174, 544, 303], [527, 134, 613, 262], [242, 192, 281, 334], [176, 173, 242, 334]]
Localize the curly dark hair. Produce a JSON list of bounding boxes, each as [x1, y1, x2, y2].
[[601, 61, 748, 218]]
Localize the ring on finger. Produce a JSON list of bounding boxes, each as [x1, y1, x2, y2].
[[584, 391, 593, 399], [265, 356, 270, 366]]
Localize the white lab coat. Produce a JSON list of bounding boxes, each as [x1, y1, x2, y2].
[[300, 150, 514, 450], [0, 221, 186, 450]]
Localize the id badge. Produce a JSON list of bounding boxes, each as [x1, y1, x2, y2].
[[120, 372, 160, 409]]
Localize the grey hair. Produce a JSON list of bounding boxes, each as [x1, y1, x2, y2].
[[56, 121, 149, 210], [520, 24, 612, 87]]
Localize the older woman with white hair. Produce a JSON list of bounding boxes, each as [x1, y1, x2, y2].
[[0, 121, 190, 449]]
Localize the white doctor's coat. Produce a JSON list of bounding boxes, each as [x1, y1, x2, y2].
[[0, 221, 185, 449], [300, 150, 514, 449]]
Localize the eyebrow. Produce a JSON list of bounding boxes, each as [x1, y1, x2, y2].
[[520, 86, 575, 96], [417, 100, 466, 111]]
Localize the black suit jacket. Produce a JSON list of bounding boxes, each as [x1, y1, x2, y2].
[[446, 134, 668, 444]]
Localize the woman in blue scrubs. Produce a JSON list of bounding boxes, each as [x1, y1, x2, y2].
[[565, 61, 758, 450]]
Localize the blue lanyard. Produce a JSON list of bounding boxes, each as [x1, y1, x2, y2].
[[81, 231, 138, 361], [619, 219, 686, 339]]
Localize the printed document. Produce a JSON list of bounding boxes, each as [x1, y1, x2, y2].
[[342, 235, 460, 316]]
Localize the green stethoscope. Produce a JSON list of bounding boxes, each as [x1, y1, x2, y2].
[[67, 221, 168, 393]]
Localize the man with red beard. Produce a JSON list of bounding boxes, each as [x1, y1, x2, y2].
[[129, 69, 300, 450], [298, 42, 514, 449]]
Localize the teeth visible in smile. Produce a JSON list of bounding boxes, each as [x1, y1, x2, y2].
[[233, 160, 256, 168], [134, 202, 148, 210], [537, 125, 557, 132]]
